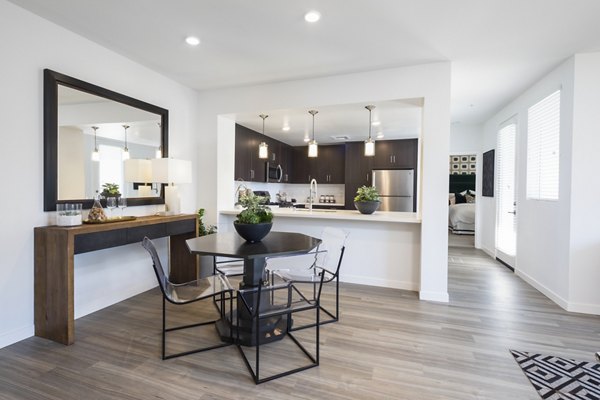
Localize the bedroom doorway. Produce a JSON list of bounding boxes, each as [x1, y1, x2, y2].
[[495, 121, 517, 268], [448, 154, 477, 247]]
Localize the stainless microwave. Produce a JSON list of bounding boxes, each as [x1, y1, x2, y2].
[[265, 162, 283, 182]]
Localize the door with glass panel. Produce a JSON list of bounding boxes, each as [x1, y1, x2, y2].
[[496, 121, 517, 268]]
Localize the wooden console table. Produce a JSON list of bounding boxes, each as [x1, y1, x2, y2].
[[34, 214, 198, 345]]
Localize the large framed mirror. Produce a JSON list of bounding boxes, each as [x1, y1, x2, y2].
[[44, 69, 169, 211]]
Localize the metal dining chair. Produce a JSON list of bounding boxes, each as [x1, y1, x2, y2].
[[266, 227, 348, 329], [141, 237, 234, 360], [235, 275, 324, 384]]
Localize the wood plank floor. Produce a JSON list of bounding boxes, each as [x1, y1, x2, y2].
[[1, 247, 599, 399]]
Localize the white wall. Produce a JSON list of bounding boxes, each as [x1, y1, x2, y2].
[[479, 57, 575, 309], [568, 52, 600, 313], [202, 63, 452, 302], [450, 123, 482, 154], [0, 0, 201, 348]]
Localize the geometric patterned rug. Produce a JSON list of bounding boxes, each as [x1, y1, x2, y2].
[[510, 350, 600, 400]]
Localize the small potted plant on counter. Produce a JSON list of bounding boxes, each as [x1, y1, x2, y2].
[[234, 192, 273, 242], [354, 185, 381, 214]]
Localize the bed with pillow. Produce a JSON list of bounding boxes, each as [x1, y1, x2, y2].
[[448, 175, 476, 235]]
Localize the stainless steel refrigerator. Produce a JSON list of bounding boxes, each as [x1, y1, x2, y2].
[[372, 169, 414, 212]]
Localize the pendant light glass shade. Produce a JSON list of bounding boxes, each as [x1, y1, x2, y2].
[[308, 109, 318, 158], [258, 114, 269, 159], [364, 105, 376, 157], [122, 124, 130, 160], [91, 126, 100, 161], [364, 137, 375, 156]]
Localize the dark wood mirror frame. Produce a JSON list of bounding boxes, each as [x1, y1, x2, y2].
[[44, 69, 169, 211]]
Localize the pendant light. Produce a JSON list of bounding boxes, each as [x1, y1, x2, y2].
[[258, 114, 269, 159], [364, 105, 376, 157], [308, 110, 318, 158], [91, 126, 100, 161], [155, 122, 162, 158], [122, 124, 130, 160]]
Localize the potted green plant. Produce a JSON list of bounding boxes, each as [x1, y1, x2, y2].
[[354, 185, 381, 214], [197, 208, 217, 236], [197, 208, 217, 278], [100, 183, 121, 198], [234, 192, 273, 242]]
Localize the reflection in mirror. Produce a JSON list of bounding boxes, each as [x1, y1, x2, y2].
[[57, 86, 162, 200], [44, 69, 169, 211]]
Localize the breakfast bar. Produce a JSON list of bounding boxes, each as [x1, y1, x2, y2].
[[219, 208, 422, 292]]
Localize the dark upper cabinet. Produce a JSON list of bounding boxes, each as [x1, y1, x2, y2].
[[234, 124, 267, 182], [291, 147, 310, 183], [318, 145, 345, 184], [234, 125, 253, 181], [373, 139, 418, 169], [291, 144, 345, 184], [279, 143, 292, 183]]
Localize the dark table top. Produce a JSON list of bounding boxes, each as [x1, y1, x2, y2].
[[186, 231, 321, 259]]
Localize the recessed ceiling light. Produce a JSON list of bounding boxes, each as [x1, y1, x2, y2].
[[376, 132, 384, 139], [282, 126, 290, 132], [185, 36, 200, 46], [304, 11, 321, 23], [371, 121, 381, 126]]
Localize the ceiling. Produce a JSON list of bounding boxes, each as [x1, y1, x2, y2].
[[232, 99, 422, 146], [12, 0, 600, 125]]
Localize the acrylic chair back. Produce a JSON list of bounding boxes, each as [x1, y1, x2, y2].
[[315, 227, 348, 276], [141, 237, 173, 301]]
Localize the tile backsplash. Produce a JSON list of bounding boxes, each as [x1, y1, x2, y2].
[[232, 181, 345, 205]]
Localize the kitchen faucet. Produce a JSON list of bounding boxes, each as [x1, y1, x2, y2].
[[309, 178, 318, 211]]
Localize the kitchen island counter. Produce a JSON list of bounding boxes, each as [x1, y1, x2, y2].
[[220, 208, 421, 224], [218, 208, 421, 292]]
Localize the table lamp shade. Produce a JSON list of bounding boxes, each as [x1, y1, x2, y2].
[[151, 158, 192, 184], [124, 159, 152, 183]]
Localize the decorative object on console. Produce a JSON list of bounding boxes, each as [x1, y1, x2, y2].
[[151, 158, 192, 215], [56, 203, 82, 226], [234, 192, 273, 242], [87, 194, 107, 222], [122, 124, 130, 160], [258, 114, 269, 159], [354, 185, 381, 214], [364, 105, 376, 157], [308, 109, 319, 158], [91, 126, 100, 162]]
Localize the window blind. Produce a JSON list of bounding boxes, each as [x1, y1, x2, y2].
[[497, 122, 516, 255], [526, 90, 560, 200]]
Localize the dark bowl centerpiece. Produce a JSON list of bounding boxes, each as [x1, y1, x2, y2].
[[234, 192, 273, 243], [354, 185, 381, 215]]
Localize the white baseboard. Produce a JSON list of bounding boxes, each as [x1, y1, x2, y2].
[[419, 290, 449, 303], [341, 274, 418, 292], [516, 269, 569, 310], [480, 245, 495, 259], [0, 325, 34, 350], [566, 301, 600, 315]]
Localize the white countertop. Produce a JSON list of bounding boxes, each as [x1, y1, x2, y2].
[[220, 207, 421, 224]]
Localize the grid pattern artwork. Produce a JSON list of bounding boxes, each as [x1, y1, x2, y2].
[[450, 154, 476, 175]]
